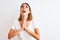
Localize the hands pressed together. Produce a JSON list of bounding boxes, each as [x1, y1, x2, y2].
[[18, 14, 40, 40], [20, 20, 28, 31]]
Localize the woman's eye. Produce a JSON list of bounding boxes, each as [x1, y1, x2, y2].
[[26, 6, 28, 8]]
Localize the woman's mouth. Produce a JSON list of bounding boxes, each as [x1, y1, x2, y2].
[[22, 11, 26, 13]]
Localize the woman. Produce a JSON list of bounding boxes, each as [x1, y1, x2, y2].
[[8, 3, 40, 40]]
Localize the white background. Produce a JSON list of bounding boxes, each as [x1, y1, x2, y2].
[[0, 0, 60, 40]]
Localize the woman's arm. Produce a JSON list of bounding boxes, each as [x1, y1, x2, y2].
[[8, 28, 23, 39], [24, 27, 40, 40]]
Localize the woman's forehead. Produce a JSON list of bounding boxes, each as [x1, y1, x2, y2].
[[22, 4, 28, 6]]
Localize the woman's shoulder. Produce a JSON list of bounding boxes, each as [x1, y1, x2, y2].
[[13, 18, 20, 25], [31, 18, 38, 24], [10, 18, 20, 30], [31, 18, 40, 29]]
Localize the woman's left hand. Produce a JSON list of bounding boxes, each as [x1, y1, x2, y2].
[[24, 26, 28, 30]]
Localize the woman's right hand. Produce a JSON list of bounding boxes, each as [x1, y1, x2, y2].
[[21, 20, 26, 29], [21, 26, 25, 30]]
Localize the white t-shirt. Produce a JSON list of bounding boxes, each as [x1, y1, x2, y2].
[[10, 19, 40, 40]]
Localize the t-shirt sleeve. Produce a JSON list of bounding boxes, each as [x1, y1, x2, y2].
[[10, 20, 16, 30], [32, 19, 40, 29], [11, 19, 21, 30]]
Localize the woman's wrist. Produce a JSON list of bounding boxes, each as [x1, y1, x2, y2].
[[18, 28, 24, 32], [24, 27, 28, 31], [21, 28, 24, 30]]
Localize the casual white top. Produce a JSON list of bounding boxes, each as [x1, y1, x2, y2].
[[10, 19, 40, 40]]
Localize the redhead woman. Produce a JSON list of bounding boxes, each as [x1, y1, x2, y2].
[[8, 3, 40, 40]]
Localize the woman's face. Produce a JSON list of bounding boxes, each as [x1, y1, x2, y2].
[[20, 4, 30, 19]]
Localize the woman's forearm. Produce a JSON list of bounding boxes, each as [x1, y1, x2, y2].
[[8, 28, 23, 39], [25, 28, 40, 40], [14, 28, 23, 36]]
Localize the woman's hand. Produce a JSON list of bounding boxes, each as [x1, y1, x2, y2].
[[24, 26, 27, 30], [22, 20, 26, 30], [21, 24, 25, 30]]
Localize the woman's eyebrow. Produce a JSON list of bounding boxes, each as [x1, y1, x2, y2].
[[21, 6, 24, 7]]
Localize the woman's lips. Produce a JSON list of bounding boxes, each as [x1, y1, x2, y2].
[[22, 11, 26, 13]]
